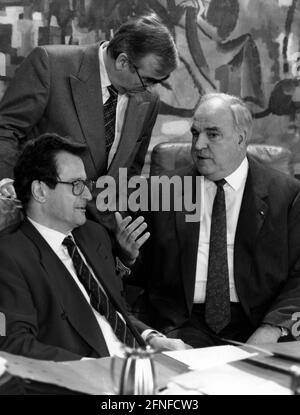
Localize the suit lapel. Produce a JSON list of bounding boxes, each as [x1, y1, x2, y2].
[[21, 220, 109, 357], [70, 44, 107, 178], [234, 156, 269, 316], [175, 167, 200, 313], [70, 50, 151, 179], [108, 92, 150, 178], [174, 158, 270, 318], [74, 226, 145, 345], [73, 226, 121, 304]]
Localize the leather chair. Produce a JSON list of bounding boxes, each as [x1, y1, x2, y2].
[[0, 199, 23, 234], [150, 142, 294, 176]]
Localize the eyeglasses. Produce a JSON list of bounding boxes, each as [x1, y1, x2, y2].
[[130, 61, 170, 91], [55, 179, 95, 196], [132, 63, 147, 90]]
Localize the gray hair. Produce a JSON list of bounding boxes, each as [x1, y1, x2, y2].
[[199, 93, 253, 141]]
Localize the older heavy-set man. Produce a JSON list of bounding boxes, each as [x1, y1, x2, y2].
[[138, 92, 300, 347]]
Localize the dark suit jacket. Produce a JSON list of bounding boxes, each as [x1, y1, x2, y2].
[[0, 219, 149, 361], [0, 44, 159, 181], [140, 156, 300, 335]]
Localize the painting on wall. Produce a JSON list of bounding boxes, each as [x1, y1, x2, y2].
[[0, 0, 299, 172]]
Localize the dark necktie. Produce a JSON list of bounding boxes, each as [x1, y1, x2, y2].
[[62, 236, 137, 348], [205, 179, 231, 333], [104, 85, 118, 154]]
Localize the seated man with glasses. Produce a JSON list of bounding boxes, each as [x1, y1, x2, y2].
[[0, 133, 188, 361], [55, 178, 96, 197]]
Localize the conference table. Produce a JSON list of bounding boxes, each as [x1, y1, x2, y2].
[[0, 342, 299, 395]]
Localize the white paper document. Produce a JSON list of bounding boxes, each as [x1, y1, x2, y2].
[[0, 351, 113, 395], [169, 364, 291, 395], [163, 345, 256, 371], [0, 357, 6, 377]]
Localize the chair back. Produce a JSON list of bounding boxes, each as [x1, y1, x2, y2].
[[0, 200, 23, 235], [150, 142, 294, 176]]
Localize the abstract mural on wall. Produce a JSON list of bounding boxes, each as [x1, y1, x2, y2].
[[0, 0, 299, 170]]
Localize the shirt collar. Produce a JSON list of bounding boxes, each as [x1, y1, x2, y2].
[[99, 42, 111, 90], [204, 157, 248, 191], [27, 216, 71, 254], [225, 157, 248, 191]]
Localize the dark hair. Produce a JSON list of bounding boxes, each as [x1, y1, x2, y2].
[[14, 133, 87, 208], [107, 13, 178, 76]]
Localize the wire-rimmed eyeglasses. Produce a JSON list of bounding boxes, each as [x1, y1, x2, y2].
[[55, 179, 95, 196], [130, 61, 170, 91], [131, 63, 147, 91]]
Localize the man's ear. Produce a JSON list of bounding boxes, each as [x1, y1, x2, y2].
[[31, 180, 48, 203], [238, 130, 247, 145], [115, 52, 130, 71]]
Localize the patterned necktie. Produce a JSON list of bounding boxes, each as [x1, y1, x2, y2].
[[205, 179, 231, 333], [62, 236, 136, 348], [104, 85, 118, 154]]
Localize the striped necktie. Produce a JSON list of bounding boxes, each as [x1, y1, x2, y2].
[[104, 84, 118, 154], [62, 236, 137, 348]]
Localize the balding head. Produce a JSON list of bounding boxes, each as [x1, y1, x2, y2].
[[191, 93, 252, 180]]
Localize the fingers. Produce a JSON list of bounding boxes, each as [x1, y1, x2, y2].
[[115, 213, 149, 242], [0, 178, 16, 198], [126, 220, 149, 245], [115, 212, 150, 264], [150, 337, 188, 352], [184, 343, 193, 350], [130, 221, 147, 240], [135, 231, 150, 248], [115, 212, 132, 231], [0, 183, 17, 198], [169, 339, 188, 351], [114, 211, 124, 226], [125, 216, 145, 234], [117, 214, 145, 234]]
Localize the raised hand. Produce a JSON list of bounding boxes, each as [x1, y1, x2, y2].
[[115, 212, 150, 265]]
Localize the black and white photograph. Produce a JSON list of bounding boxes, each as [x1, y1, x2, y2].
[[0, 0, 300, 402]]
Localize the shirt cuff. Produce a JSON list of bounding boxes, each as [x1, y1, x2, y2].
[[142, 329, 166, 344], [262, 323, 289, 337], [115, 256, 131, 276]]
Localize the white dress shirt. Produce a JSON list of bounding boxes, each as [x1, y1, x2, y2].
[[193, 157, 249, 303], [99, 42, 128, 168], [27, 217, 125, 357]]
